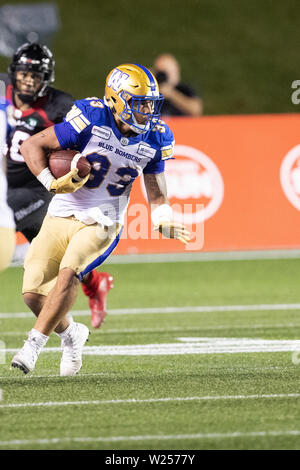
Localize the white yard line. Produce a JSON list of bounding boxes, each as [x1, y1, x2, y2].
[[1, 429, 300, 446], [0, 366, 286, 380], [0, 372, 112, 380], [1, 302, 300, 319], [106, 250, 300, 263], [1, 322, 300, 337], [1, 393, 300, 410], [3, 337, 300, 356], [0, 324, 297, 338], [10, 249, 300, 267]]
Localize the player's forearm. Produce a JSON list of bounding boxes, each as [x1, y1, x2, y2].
[[143, 173, 169, 207], [143, 172, 172, 226], [20, 138, 49, 176], [20, 126, 61, 177]]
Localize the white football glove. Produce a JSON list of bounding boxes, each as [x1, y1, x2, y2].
[[37, 167, 89, 194], [154, 221, 191, 245]]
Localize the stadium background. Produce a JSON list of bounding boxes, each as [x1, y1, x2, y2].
[[0, 0, 299, 115], [2, 0, 300, 256]]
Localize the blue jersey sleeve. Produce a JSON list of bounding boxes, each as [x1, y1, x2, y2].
[[54, 97, 105, 151], [54, 120, 80, 149], [142, 122, 174, 174], [143, 157, 165, 174]]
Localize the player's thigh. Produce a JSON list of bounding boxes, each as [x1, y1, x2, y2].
[[60, 223, 122, 275], [22, 214, 73, 295], [0, 227, 15, 272]]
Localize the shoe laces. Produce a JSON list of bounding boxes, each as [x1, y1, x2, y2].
[[61, 324, 81, 359], [26, 332, 45, 352]]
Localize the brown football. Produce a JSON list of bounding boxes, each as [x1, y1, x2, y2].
[[49, 150, 91, 180]]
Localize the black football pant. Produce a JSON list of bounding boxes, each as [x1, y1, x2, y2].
[[7, 184, 53, 242]]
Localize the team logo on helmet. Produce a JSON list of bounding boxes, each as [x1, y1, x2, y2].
[[107, 69, 129, 92]]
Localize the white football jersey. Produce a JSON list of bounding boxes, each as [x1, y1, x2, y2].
[[0, 108, 15, 229], [49, 98, 174, 225]]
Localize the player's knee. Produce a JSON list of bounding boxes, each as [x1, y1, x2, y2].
[[23, 292, 34, 310], [23, 263, 45, 292], [23, 292, 44, 316]]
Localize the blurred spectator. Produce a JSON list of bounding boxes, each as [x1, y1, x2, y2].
[[153, 54, 203, 117]]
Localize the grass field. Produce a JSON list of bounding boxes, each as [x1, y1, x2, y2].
[[1, 257, 300, 450]]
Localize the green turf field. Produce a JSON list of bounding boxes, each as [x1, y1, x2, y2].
[[1, 258, 300, 450]]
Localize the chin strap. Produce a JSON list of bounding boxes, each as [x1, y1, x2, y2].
[[15, 84, 47, 104], [16, 92, 36, 104]]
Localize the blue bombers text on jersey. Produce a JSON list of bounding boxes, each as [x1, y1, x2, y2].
[[50, 97, 175, 225]]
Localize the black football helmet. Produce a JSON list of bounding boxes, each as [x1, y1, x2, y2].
[[8, 42, 55, 102]]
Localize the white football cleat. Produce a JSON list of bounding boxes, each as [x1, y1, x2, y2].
[[60, 322, 90, 377], [11, 332, 46, 374]]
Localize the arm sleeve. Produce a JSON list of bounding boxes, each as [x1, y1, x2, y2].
[[53, 98, 93, 150], [143, 123, 174, 174], [54, 121, 81, 149], [143, 158, 165, 174]]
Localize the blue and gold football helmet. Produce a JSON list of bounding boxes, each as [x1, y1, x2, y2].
[[104, 63, 164, 134]]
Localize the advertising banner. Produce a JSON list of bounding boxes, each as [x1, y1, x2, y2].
[[16, 114, 300, 254]]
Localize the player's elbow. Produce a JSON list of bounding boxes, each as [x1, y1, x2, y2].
[[20, 138, 32, 160], [20, 135, 41, 165], [190, 98, 203, 116]]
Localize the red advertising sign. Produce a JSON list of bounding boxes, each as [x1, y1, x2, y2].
[[16, 114, 300, 254]]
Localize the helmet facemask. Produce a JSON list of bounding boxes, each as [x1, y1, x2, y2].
[[120, 91, 164, 134]]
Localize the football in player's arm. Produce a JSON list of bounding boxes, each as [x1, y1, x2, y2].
[[11, 63, 190, 376], [2, 42, 112, 328]]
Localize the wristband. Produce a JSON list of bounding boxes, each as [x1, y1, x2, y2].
[[36, 167, 55, 191], [151, 204, 173, 227]]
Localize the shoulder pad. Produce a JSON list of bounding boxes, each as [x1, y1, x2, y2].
[[44, 88, 74, 123], [151, 120, 173, 142], [48, 87, 74, 105], [148, 120, 175, 159], [65, 97, 106, 132], [75, 97, 105, 120]]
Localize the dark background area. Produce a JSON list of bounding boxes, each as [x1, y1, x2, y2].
[[0, 0, 299, 115]]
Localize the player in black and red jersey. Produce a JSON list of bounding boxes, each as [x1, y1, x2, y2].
[[0, 42, 73, 241], [0, 42, 113, 329]]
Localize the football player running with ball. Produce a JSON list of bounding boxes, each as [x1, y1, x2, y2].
[[11, 63, 190, 376], [1, 42, 113, 329]]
